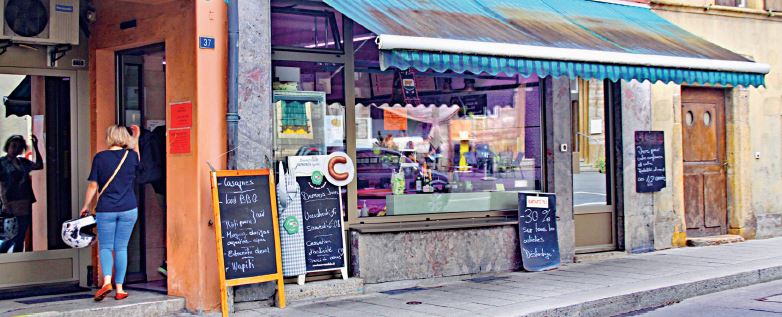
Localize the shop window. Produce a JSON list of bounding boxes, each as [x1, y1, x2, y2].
[[272, 61, 346, 167], [0, 74, 73, 252], [353, 68, 544, 217], [715, 0, 746, 7], [271, 6, 342, 53]]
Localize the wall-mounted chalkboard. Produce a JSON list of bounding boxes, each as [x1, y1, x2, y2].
[[210, 170, 285, 315], [297, 177, 345, 272], [518, 192, 560, 272], [635, 131, 666, 193]]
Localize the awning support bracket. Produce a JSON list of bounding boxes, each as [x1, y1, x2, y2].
[[48, 44, 72, 67], [0, 40, 12, 56]]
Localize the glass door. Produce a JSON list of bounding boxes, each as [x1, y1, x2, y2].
[[573, 79, 616, 253]]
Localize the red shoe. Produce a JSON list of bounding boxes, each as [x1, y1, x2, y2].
[[94, 284, 113, 302], [114, 292, 128, 300]]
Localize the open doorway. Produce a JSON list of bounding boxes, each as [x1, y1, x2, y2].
[[115, 44, 167, 293]]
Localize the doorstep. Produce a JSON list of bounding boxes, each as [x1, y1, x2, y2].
[[687, 234, 745, 247], [573, 251, 628, 263], [0, 290, 184, 317]]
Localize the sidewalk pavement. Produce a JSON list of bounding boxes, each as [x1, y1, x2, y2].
[[245, 237, 782, 317]]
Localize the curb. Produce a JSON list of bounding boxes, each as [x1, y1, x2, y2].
[[514, 263, 782, 317]]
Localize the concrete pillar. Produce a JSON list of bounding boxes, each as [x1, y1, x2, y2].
[[232, 0, 277, 305], [650, 83, 685, 249], [726, 87, 757, 238], [620, 80, 655, 253], [544, 76, 575, 263], [236, 0, 273, 170]]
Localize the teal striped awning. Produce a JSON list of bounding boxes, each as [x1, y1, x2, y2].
[[325, 0, 769, 87], [381, 50, 766, 87]]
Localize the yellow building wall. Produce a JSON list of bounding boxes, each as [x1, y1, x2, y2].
[[651, 3, 782, 239]]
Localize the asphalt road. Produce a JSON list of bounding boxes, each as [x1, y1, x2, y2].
[[624, 279, 782, 316]]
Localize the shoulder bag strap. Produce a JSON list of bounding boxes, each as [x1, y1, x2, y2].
[[96, 150, 130, 202]]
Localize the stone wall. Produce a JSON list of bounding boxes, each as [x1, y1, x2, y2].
[[351, 226, 522, 284], [653, 7, 782, 239], [233, 0, 277, 304], [621, 80, 656, 253]]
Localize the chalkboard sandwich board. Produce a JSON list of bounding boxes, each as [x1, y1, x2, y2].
[[210, 169, 286, 316], [635, 131, 667, 193], [298, 178, 345, 272], [288, 154, 352, 284], [518, 192, 560, 272]]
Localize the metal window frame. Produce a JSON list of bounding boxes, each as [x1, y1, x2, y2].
[[270, 19, 550, 228], [271, 7, 344, 55]]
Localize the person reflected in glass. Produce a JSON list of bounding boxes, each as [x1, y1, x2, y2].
[[0, 135, 43, 253]]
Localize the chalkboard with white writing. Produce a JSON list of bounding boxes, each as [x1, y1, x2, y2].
[[518, 192, 560, 272], [297, 177, 345, 272], [215, 174, 278, 280], [635, 131, 666, 193]]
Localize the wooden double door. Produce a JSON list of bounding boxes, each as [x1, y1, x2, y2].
[[682, 88, 728, 237]]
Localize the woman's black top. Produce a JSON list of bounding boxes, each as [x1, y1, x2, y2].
[[87, 149, 140, 212]]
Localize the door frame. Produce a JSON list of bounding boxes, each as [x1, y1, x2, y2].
[[113, 44, 167, 284], [0, 66, 83, 289], [680, 86, 729, 237], [573, 79, 619, 254]]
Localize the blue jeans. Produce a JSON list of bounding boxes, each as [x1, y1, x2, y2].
[[96, 208, 138, 285]]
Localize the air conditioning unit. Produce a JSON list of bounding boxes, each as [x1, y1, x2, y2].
[[0, 0, 79, 45]]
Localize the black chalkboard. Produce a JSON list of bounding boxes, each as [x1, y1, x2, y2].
[[215, 174, 278, 280], [518, 192, 560, 272], [635, 131, 667, 193], [297, 177, 345, 272]]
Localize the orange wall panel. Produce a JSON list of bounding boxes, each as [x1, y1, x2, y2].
[[89, 0, 227, 311]]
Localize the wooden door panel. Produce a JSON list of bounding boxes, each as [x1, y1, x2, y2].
[[682, 104, 718, 162], [684, 174, 704, 230], [682, 87, 726, 237], [704, 172, 727, 229]]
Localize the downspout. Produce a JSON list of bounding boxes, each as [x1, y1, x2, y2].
[[227, 0, 240, 169]]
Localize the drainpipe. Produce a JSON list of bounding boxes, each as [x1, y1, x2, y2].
[[227, 0, 240, 169]]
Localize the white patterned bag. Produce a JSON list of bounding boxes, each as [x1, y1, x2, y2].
[[0, 213, 17, 241]]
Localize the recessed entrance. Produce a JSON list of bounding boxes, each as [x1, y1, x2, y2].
[[115, 44, 168, 293]]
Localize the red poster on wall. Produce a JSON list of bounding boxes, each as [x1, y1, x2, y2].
[[170, 101, 192, 129], [169, 129, 191, 154]]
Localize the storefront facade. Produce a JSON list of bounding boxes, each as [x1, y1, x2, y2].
[[217, 0, 769, 310], [0, 0, 765, 313], [0, 1, 90, 294], [649, 0, 782, 240]]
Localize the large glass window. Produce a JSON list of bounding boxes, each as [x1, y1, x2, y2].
[[353, 67, 544, 217], [271, 61, 346, 166], [0, 74, 72, 252]]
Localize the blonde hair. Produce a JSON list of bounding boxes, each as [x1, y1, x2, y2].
[[105, 125, 134, 149]]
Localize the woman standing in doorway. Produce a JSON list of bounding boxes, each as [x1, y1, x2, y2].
[[0, 135, 43, 253], [80, 125, 140, 301]]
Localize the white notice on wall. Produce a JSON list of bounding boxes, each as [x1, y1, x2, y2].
[[324, 115, 344, 147], [590, 119, 603, 135]]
